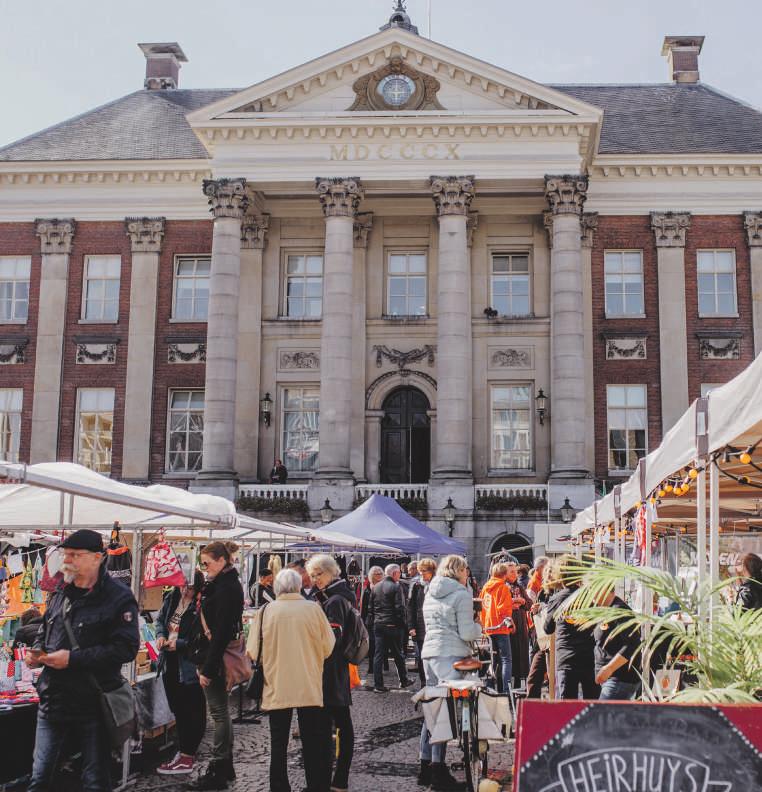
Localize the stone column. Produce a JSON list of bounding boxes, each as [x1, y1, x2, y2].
[[544, 176, 590, 483], [234, 210, 268, 480], [581, 213, 598, 474], [122, 218, 164, 480], [651, 211, 691, 432], [195, 178, 248, 498], [30, 219, 74, 463], [314, 177, 363, 481], [430, 175, 475, 479], [743, 211, 762, 356]]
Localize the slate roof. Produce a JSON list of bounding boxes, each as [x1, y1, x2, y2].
[[1, 83, 761, 162]]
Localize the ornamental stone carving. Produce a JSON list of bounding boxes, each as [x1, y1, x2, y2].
[[544, 175, 588, 216], [467, 212, 479, 248], [125, 217, 165, 253], [167, 342, 206, 363], [348, 56, 445, 112], [241, 213, 270, 250], [374, 344, 436, 370], [490, 348, 531, 368], [0, 339, 28, 365], [353, 213, 374, 249], [315, 177, 364, 218], [76, 343, 117, 364], [581, 212, 599, 248], [430, 176, 475, 217], [699, 337, 740, 360], [35, 219, 75, 254], [743, 211, 762, 247], [650, 211, 691, 247], [202, 178, 249, 219], [605, 337, 647, 360], [279, 350, 320, 370], [542, 210, 554, 249]]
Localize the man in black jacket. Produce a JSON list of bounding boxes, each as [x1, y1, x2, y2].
[[368, 564, 413, 693], [26, 529, 139, 792]]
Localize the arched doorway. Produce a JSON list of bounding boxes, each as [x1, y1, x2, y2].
[[380, 387, 431, 483], [490, 533, 534, 567]]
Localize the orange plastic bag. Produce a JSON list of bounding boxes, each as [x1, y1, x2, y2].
[[349, 663, 361, 689]]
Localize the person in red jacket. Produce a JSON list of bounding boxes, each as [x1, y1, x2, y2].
[[479, 563, 514, 693]]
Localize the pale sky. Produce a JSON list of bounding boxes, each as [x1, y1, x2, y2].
[[1, 0, 761, 149]]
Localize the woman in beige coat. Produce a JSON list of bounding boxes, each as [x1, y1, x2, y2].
[[247, 568, 335, 792]]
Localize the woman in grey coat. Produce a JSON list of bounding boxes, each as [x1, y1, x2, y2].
[[418, 555, 483, 791]]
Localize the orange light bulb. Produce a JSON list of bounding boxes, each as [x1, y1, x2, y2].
[[740, 452, 752, 465], [689, 468, 698, 479], [665, 484, 673, 493]]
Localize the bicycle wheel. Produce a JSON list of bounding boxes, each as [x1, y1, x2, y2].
[[463, 700, 487, 792]]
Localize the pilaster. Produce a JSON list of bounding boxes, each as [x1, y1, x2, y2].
[[743, 211, 762, 356], [581, 212, 597, 473], [651, 211, 691, 432], [351, 213, 372, 480], [30, 219, 74, 463], [122, 217, 164, 478]]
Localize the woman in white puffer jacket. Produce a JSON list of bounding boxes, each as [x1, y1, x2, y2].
[[418, 555, 483, 791]]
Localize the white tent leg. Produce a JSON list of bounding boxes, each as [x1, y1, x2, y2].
[[697, 466, 707, 624], [709, 460, 720, 621]]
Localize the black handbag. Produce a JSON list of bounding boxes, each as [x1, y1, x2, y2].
[[62, 599, 136, 750], [245, 604, 267, 701]]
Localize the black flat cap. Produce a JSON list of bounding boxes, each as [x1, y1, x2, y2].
[[60, 529, 104, 552]]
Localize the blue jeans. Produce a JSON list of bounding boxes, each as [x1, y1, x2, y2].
[[599, 678, 638, 701], [490, 634, 513, 694], [28, 713, 111, 792], [419, 655, 462, 764]]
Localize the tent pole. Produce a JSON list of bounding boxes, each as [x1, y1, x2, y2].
[[709, 460, 720, 622], [697, 466, 707, 624]]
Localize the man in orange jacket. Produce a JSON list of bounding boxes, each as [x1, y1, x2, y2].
[[479, 562, 514, 693]]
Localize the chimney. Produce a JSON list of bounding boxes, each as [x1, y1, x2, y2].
[[138, 42, 188, 90], [661, 36, 705, 84]]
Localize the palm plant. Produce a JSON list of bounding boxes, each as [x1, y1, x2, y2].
[[558, 558, 762, 703]]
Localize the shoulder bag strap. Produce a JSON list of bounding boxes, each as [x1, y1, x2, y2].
[[199, 603, 212, 640], [61, 597, 104, 694], [256, 603, 267, 665]]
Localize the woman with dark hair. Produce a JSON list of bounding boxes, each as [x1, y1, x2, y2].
[[155, 571, 206, 776], [737, 553, 762, 611], [189, 541, 244, 791]]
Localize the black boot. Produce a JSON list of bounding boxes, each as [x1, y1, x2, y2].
[[417, 759, 432, 786], [224, 752, 236, 782], [430, 762, 466, 791], [186, 762, 229, 791]]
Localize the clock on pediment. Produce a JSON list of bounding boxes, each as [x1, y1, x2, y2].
[[348, 57, 445, 111]]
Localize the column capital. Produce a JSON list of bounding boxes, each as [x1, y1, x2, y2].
[[202, 178, 249, 219], [35, 218, 75, 254], [315, 177, 364, 218], [581, 212, 599, 248], [743, 211, 762, 247], [353, 212, 374, 248], [650, 211, 691, 247], [544, 175, 588, 216], [125, 217, 165, 253], [241, 213, 270, 249], [429, 175, 475, 216]]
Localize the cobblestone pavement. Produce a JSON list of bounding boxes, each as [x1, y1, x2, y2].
[[129, 669, 514, 792]]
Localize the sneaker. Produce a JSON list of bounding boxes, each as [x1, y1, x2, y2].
[[157, 753, 195, 775], [399, 678, 416, 689], [373, 686, 389, 693]]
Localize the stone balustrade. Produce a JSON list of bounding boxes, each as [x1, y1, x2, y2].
[[355, 483, 429, 502], [239, 483, 310, 501], [474, 484, 548, 502]]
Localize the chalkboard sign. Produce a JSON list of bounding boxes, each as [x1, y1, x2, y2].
[[514, 701, 762, 792]]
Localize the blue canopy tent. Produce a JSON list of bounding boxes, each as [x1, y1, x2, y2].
[[318, 494, 466, 556]]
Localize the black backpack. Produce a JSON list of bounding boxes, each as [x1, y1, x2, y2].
[[341, 605, 370, 665]]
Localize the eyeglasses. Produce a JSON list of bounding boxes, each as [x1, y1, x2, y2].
[[62, 549, 96, 559], [198, 561, 209, 570]]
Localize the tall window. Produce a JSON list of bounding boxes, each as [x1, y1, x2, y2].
[[490, 385, 532, 470], [607, 385, 647, 472], [281, 387, 319, 473], [167, 390, 204, 473], [173, 256, 210, 321], [697, 250, 737, 316], [0, 389, 22, 462], [76, 388, 114, 474], [491, 254, 530, 317], [387, 253, 427, 316], [285, 254, 323, 318], [82, 256, 121, 321], [604, 251, 644, 316], [0, 257, 30, 322]]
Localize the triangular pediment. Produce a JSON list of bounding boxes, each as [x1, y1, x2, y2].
[[187, 28, 602, 122]]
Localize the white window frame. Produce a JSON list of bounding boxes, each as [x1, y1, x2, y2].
[[0, 256, 31, 323], [604, 250, 645, 318], [81, 255, 121, 322], [0, 388, 22, 463], [283, 252, 323, 319], [171, 255, 211, 322], [165, 389, 205, 474], [490, 252, 531, 318], [606, 384, 647, 475], [280, 386, 320, 475], [75, 388, 114, 474], [697, 249, 738, 318], [386, 251, 428, 317], [489, 383, 533, 472]]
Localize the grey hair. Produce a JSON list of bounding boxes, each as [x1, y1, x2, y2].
[[368, 565, 384, 579], [274, 568, 303, 596], [534, 556, 550, 568], [384, 563, 400, 577], [305, 553, 341, 580], [437, 554, 468, 581]]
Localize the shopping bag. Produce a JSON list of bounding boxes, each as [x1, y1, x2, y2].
[[412, 686, 455, 743], [143, 540, 186, 589], [349, 663, 361, 689], [476, 688, 511, 740]]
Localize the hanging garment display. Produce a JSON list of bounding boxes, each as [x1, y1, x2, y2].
[[40, 546, 64, 592], [20, 561, 33, 604], [106, 544, 133, 589], [143, 539, 186, 589], [6, 552, 23, 576]]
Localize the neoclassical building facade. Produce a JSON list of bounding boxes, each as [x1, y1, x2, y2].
[[1, 12, 762, 572]]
